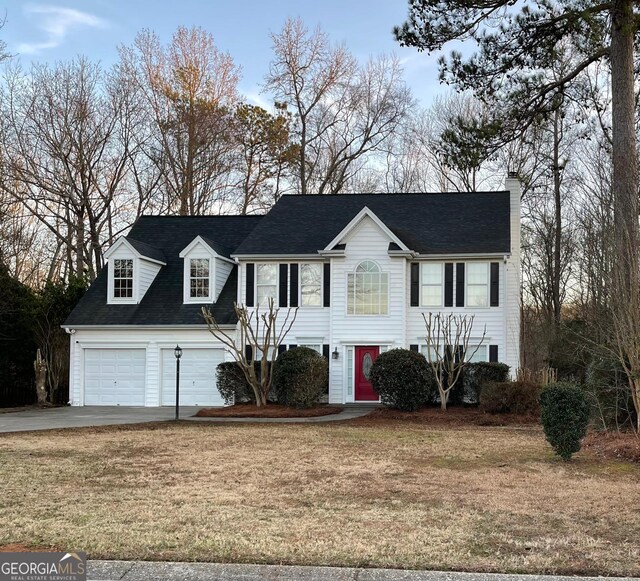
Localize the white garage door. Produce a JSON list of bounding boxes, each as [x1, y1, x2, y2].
[[84, 349, 146, 405], [161, 348, 225, 406]]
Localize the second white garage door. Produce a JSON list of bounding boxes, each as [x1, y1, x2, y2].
[[161, 348, 225, 406]]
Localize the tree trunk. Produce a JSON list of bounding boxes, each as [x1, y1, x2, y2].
[[552, 104, 563, 325], [611, 0, 639, 313]]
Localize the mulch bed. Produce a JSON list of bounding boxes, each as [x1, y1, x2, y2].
[[194, 404, 344, 418], [584, 431, 640, 463], [350, 406, 539, 427]]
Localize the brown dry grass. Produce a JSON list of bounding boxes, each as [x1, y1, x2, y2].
[[1, 420, 639, 575], [194, 404, 343, 418]]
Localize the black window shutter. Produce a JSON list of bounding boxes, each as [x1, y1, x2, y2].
[[245, 263, 255, 307], [323, 263, 331, 307], [490, 262, 499, 307], [456, 263, 465, 307], [444, 263, 454, 307], [323, 344, 330, 360], [409, 344, 419, 352], [289, 264, 299, 307], [279, 264, 288, 307], [410, 263, 420, 306], [289, 343, 297, 349], [489, 345, 498, 362], [245, 345, 253, 361], [278, 344, 287, 356]]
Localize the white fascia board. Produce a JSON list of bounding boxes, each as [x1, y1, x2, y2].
[[321, 206, 411, 253], [104, 237, 166, 266], [231, 254, 322, 260], [388, 250, 416, 258], [414, 252, 511, 260], [60, 324, 237, 330]]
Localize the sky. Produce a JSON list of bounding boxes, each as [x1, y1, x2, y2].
[[1, 0, 448, 108]]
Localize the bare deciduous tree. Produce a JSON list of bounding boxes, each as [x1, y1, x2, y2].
[[202, 299, 297, 406], [0, 58, 139, 281], [119, 26, 240, 215], [423, 313, 486, 410], [265, 18, 413, 195]]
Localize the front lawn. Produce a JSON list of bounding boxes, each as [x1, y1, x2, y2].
[[1, 419, 639, 575]]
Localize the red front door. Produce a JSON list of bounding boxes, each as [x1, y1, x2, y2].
[[355, 346, 380, 401]]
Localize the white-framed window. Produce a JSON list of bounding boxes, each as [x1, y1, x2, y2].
[[189, 258, 210, 299], [300, 263, 322, 307], [347, 260, 388, 315], [256, 264, 278, 306], [421, 263, 443, 307], [299, 343, 322, 354], [113, 259, 134, 298], [420, 344, 440, 363], [465, 344, 488, 363], [466, 263, 489, 307]]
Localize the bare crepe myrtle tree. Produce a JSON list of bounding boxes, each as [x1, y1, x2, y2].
[[423, 313, 486, 410], [202, 299, 297, 406]]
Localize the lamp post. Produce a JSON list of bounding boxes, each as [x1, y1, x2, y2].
[[174, 344, 182, 420]]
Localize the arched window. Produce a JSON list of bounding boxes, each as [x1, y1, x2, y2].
[[347, 260, 388, 315]]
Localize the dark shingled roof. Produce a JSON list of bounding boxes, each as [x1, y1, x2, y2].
[[125, 238, 166, 263], [233, 192, 511, 255], [65, 216, 262, 327]]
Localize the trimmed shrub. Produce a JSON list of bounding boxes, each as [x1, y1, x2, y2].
[[216, 361, 275, 405], [216, 362, 253, 405], [539, 382, 590, 461], [370, 348, 436, 411], [273, 347, 328, 408], [480, 381, 541, 415], [464, 362, 511, 403]]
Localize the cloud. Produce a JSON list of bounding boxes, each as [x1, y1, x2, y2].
[[18, 4, 107, 54]]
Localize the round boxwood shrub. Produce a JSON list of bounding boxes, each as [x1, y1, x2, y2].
[[539, 382, 590, 461], [273, 347, 328, 408], [369, 348, 436, 411], [216, 361, 275, 405]]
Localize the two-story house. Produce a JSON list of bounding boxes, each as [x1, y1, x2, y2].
[[63, 176, 521, 407]]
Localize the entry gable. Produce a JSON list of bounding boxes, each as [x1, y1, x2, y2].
[[320, 206, 412, 254]]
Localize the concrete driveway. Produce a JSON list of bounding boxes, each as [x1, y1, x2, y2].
[[0, 406, 201, 433]]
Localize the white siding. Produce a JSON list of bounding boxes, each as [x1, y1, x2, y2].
[[405, 261, 507, 366], [215, 258, 233, 301], [505, 176, 522, 375], [139, 259, 162, 298]]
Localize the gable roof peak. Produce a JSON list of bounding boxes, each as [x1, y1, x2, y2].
[[321, 205, 412, 253]]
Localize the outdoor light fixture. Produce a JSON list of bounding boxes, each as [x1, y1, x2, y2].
[[174, 344, 182, 420], [332, 347, 339, 360]]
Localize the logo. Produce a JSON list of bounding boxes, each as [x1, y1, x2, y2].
[[0, 552, 86, 581]]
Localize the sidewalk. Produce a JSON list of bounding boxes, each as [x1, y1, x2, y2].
[[88, 561, 638, 581]]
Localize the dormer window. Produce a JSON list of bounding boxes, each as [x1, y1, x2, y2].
[[179, 236, 231, 304], [190, 258, 210, 299], [113, 259, 134, 298]]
